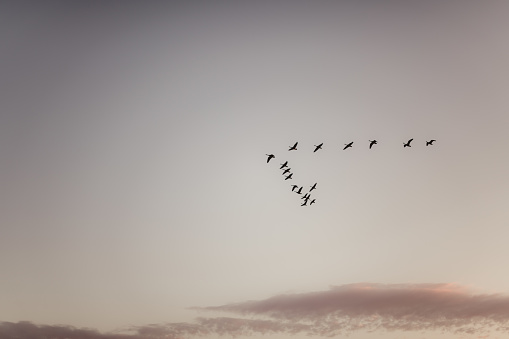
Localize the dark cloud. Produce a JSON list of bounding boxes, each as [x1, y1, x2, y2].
[[0, 319, 302, 339], [0, 321, 140, 339], [5, 283, 509, 338]]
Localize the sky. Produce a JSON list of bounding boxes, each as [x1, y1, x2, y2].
[[1, 1, 509, 338]]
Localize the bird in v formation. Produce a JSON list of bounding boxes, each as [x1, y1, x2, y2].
[[271, 139, 436, 155], [313, 143, 323, 152], [403, 138, 413, 147], [267, 139, 436, 206]]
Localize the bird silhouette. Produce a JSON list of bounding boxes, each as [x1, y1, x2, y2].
[[285, 173, 293, 180], [313, 143, 323, 152], [343, 142, 353, 150], [289, 142, 298, 151], [266, 154, 275, 163], [426, 139, 436, 146], [282, 168, 291, 175], [403, 139, 413, 147], [280, 161, 288, 169], [310, 183, 317, 191], [291, 185, 298, 192], [310, 199, 316, 205], [369, 140, 378, 149], [301, 200, 308, 206], [296, 186, 303, 194], [301, 193, 310, 200]]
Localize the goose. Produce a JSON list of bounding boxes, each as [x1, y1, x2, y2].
[[310, 183, 317, 191], [282, 168, 291, 175], [291, 185, 299, 192], [369, 140, 378, 149], [288, 142, 298, 151], [296, 186, 303, 194], [403, 139, 413, 147], [266, 154, 275, 163], [280, 161, 288, 169], [426, 139, 436, 146], [313, 143, 323, 152], [343, 142, 353, 150], [285, 173, 293, 180], [310, 199, 316, 205]]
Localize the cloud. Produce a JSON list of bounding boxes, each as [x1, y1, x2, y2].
[[199, 283, 509, 336], [0, 319, 304, 339], [0, 321, 141, 339], [4, 283, 509, 338]]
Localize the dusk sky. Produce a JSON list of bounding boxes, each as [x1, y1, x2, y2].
[[2, 2, 509, 339]]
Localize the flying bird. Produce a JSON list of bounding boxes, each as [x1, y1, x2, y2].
[[310, 199, 316, 205], [282, 168, 291, 175], [288, 142, 298, 151], [301, 201, 308, 206], [266, 154, 275, 163], [426, 139, 436, 146], [280, 161, 288, 169], [369, 140, 378, 149], [291, 185, 298, 192], [313, 143, 323, 152], [343, 142, 353, 150], [296, 186, 303, 194], [285, 173, 293, 180], [403, 139, 413, 147], [310, 183, 317, 191], [301, 193, 310, 200]]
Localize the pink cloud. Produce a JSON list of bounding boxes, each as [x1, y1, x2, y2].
[[198, 283, 509, 335], [5, 283, 509, 338]]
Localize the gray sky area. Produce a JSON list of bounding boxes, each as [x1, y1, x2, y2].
[[2, 2, 509, 339]]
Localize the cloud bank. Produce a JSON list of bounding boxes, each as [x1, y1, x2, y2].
[[199, 283, 509, 336], [4, 283, 509, 338]]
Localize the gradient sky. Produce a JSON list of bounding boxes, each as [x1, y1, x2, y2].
[[2, 1, 509, 339]]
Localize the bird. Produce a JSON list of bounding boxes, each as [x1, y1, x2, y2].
[[280, 161, 288, 169], [266, 154, 275, 163], [301, 193, 309, 200], [282, 168, 291, 175], [310, 199, 316, 205], [343, 142, 353, 150], [288, 142, 298, 151], [426, 139, 436, 146], [301, 201, 308, 206], [369, 140, 378, 149], [310, 183, 317, 191], [291, 185, 298, 192], [313, 143, 323, 152], [296, 186, 303, 194], [403, 139, 413, 147], [285, 173, 293, 180]]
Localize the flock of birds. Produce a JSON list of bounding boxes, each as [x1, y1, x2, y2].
[[265, 139, 437, 207]]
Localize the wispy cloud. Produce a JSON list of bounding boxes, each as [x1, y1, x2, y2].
[[4, 283, 509, 338]]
